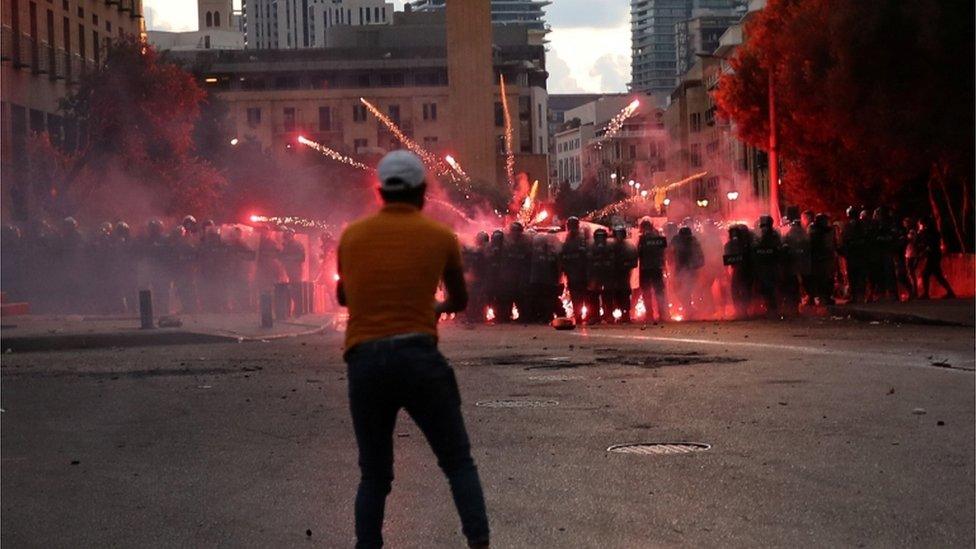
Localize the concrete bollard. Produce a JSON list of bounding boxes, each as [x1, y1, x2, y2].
[[260, 292, 274, 328], [139, 290, 154, 329]]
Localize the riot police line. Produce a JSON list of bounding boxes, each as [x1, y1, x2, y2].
[[458, 206, 956, 325], [0, 216, 338, 317]]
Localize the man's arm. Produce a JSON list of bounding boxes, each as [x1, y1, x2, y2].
[[435, 265, 468, 315]]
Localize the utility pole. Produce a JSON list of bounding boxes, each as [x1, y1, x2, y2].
[[767, 72, 781, 224]]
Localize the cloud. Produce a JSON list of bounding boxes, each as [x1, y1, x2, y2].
[[588, 53, 630, 92], [547, 50, 586, 93], [547, 0, 629, 29]]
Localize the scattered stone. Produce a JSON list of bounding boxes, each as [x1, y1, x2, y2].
[[396, 433, 410, 438], [70, 460, 80, 465], [912, 408, 926, 415], [937, 420, 945, 426], [777, 401, 788, 406], [306, 529, 312, 537], [158, 316, 183, 328]]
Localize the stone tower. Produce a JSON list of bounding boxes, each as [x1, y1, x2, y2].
[[199, 0, 233, 30], [446, 0, 497, 186]]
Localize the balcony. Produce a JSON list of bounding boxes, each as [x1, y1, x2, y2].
[[52, 49, 68, 80], [0, 25, 13, 62], [16, 33, 34, 69], [34, 41, 53, 75]]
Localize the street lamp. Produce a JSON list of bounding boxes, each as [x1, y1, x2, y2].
[[628, 179, 635, 187], [230, 138, 239, 146], [610, 173, 618, 181], [640, 190, 648, 198], [697, 199, 709, 208], [726, 191, 739, 201], [663, 198, 671, 206]]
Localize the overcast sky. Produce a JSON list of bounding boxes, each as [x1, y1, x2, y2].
[[143, 0, 631, 94]]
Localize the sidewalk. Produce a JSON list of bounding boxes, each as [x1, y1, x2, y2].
[[0, 312, 343, 353], [829, 298, 975, 327]]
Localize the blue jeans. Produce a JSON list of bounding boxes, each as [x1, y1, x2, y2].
[[345, 335, 489, 548]]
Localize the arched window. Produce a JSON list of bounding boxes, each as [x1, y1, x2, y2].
[[205, 11, 213, 27], [214, 11, 221, 27]]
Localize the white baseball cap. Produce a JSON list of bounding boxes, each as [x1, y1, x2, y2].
[[377, 150, 426, 191]]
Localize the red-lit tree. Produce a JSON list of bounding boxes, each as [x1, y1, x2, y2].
[[715, 0, 974, 251], [17, 36, 226, 222]]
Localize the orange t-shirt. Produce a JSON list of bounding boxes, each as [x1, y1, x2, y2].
[[338, 203, 463, 349]]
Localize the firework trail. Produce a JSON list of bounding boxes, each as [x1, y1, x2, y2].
[[444, 155, 470, 181], [428, 197, 476, 224], [582, 171, 709, 221], [499, 74, 515, 187], [249, 214, 339, 230], [592, 98, 640, 149], [297, 136, 374, 172]]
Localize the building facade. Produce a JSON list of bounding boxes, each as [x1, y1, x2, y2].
[[170, 13, 549, 186], [1, 0, 144, 188], [148, 0, 244, 51], [630, 0, 742, 102], [242, 0, 392, 50], [674, 11, 741, 75], [410, 0, 549, 31]]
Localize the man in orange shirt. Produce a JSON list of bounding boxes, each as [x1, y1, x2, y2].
[[337, 150, 489, 549]]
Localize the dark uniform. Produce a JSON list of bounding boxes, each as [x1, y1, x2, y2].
[[637, 220, 669, 322], [499, 222, 531, 322], [839, 207, 868, 303], [917, 218, 956, 299], [559, 217, 590, 323], [752, 216, 782, 316], [608, 226, 637, 321], [587, 228, 614, 322], [671, 226, 704, 319], [462, 232, 490, 323], [782, 220, 810, 314], [723, 224, 754, 319], [808, 214, 837, 305], [485, 230, 506, 321], [528, 234, 563, 322]]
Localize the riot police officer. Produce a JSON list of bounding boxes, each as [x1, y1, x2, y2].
[[559, 217, 590, 323], [485, 230, 506, 321], [587, 228, 614, 323], [808, 214, 837, 305], [671, 225, 704, 320], [840, 206, 868, 303], [462, 231, 490, 323], [637, 218, 669, 322], [500, 222, 532, 322], [608, 225, 637, 321], [782, 219, 811, 314], [753, 215, 782, 316], [281, 228, 307, 315], [723, 224, 754, 319], [528, 233, 562, 322]]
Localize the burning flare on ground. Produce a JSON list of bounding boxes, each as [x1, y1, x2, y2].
[[297, 136, 373, 172], [250, 214, 338, 230]]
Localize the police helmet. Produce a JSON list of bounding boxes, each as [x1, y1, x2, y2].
[[593, 228, 608, 241], [182, 215, 198, 229], [566, 216, 580, 231], [475, 231, 489, 245], [62, 217, 78, 230], [758, 215, 774, 228]]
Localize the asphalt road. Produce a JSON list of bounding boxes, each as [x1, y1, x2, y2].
[[2, 318, 974, 548]]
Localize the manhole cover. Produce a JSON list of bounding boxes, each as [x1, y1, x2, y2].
[[475, 399, 559, 408], [606, 442, 711, 455], [527, 374, 584, 381]]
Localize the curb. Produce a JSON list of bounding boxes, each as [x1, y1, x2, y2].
[[1, 324, 333, 353], [827, 306, 973, 328]]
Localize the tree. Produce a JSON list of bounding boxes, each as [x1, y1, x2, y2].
[[16, 36, 226, 222], [715, 0, 974, 251]]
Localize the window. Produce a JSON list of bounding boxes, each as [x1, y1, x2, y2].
[[378, 73, 404, 87], [357, 73, 370, 87], [247, 107, 262, 127], [106, 20, 111, 32], [283, 107, 296, 131], [365, 7, 370, 23], [629, 144, 637, 159], [206, 11, 213, 27], [422, 102, 437, 121], [78, 23, 85, 59], [690, 112, 702, 133], [374, 7, 380, 21], [92, 30, 99, 63], [352, 104, 367, 122], [387, 104, 400, 124], [494, 102, 504, 127], [318, 106, 331, 131], [204, 35, 211, 48], [537, 103, 542, 128], [423, 136, 438, 147], [214, 11, 221, 27], [690, 143, 702, 167], [353, 138, 367, 151]]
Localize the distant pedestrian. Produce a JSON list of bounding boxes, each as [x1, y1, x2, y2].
[[337, 151, 490, 549]]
